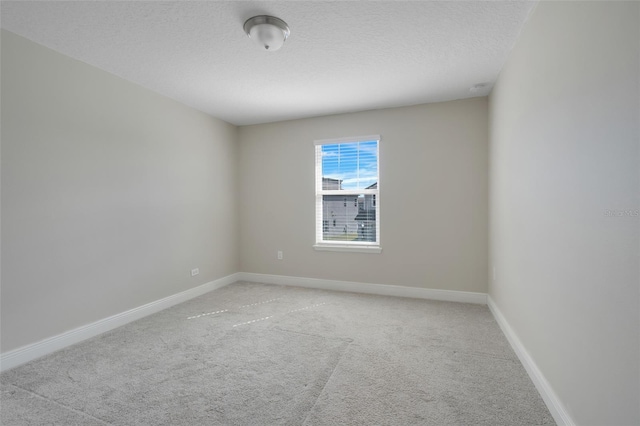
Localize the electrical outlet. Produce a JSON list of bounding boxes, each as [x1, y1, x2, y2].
[[277, 250, 283, 260], [191, 268, 199, 277]]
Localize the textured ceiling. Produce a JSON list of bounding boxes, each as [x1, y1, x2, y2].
[[1, 1, 537, 126]]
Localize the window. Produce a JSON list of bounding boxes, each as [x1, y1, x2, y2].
[[314, 135, 381, 253]]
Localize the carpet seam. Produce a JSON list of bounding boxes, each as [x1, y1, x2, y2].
[[5, 382, 114, 425], [426, 346, 519, 362], [301, 341, 352, 426], [272, 326, 353, 344], [1, 283, 554, 425]]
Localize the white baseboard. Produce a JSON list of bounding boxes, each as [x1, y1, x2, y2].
[[487, 296, 574, 426], [2, 271, 570, 425], [238, 272, 487, 304], [1, 272, 482, 372], [0, 273, 240, 372]]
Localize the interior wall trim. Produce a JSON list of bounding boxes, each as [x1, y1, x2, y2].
[[0, 273, 240, 372], [487, 296, 575, 426], [238, 272, 488, 304]]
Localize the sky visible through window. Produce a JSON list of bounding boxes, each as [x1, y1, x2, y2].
[[321, 141, 378, 190]]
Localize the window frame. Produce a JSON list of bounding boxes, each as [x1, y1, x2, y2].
[[313, 135, 382, 254]]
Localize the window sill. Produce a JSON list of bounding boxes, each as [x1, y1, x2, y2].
[[313, 244, 382, 254]]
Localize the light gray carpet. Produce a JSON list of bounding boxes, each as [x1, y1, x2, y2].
[[0, 281, 555, 425]]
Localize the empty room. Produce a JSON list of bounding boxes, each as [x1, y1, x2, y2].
[[1, 1, 638, 425]]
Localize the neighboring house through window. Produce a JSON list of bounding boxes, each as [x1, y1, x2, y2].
[[314, 135, 381, 253]]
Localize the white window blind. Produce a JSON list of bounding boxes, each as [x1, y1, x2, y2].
[[314, 136, 380, 249]]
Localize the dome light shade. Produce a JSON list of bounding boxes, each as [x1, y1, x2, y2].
[[244, 15, 290, 51]]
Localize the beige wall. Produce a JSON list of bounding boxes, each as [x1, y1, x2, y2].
[[239, 99, 488, 293], [1, 30, 239, 352], [489, 2, 639, 425]]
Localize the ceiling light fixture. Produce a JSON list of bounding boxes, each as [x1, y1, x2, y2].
[[243, 15, 290, 51]]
